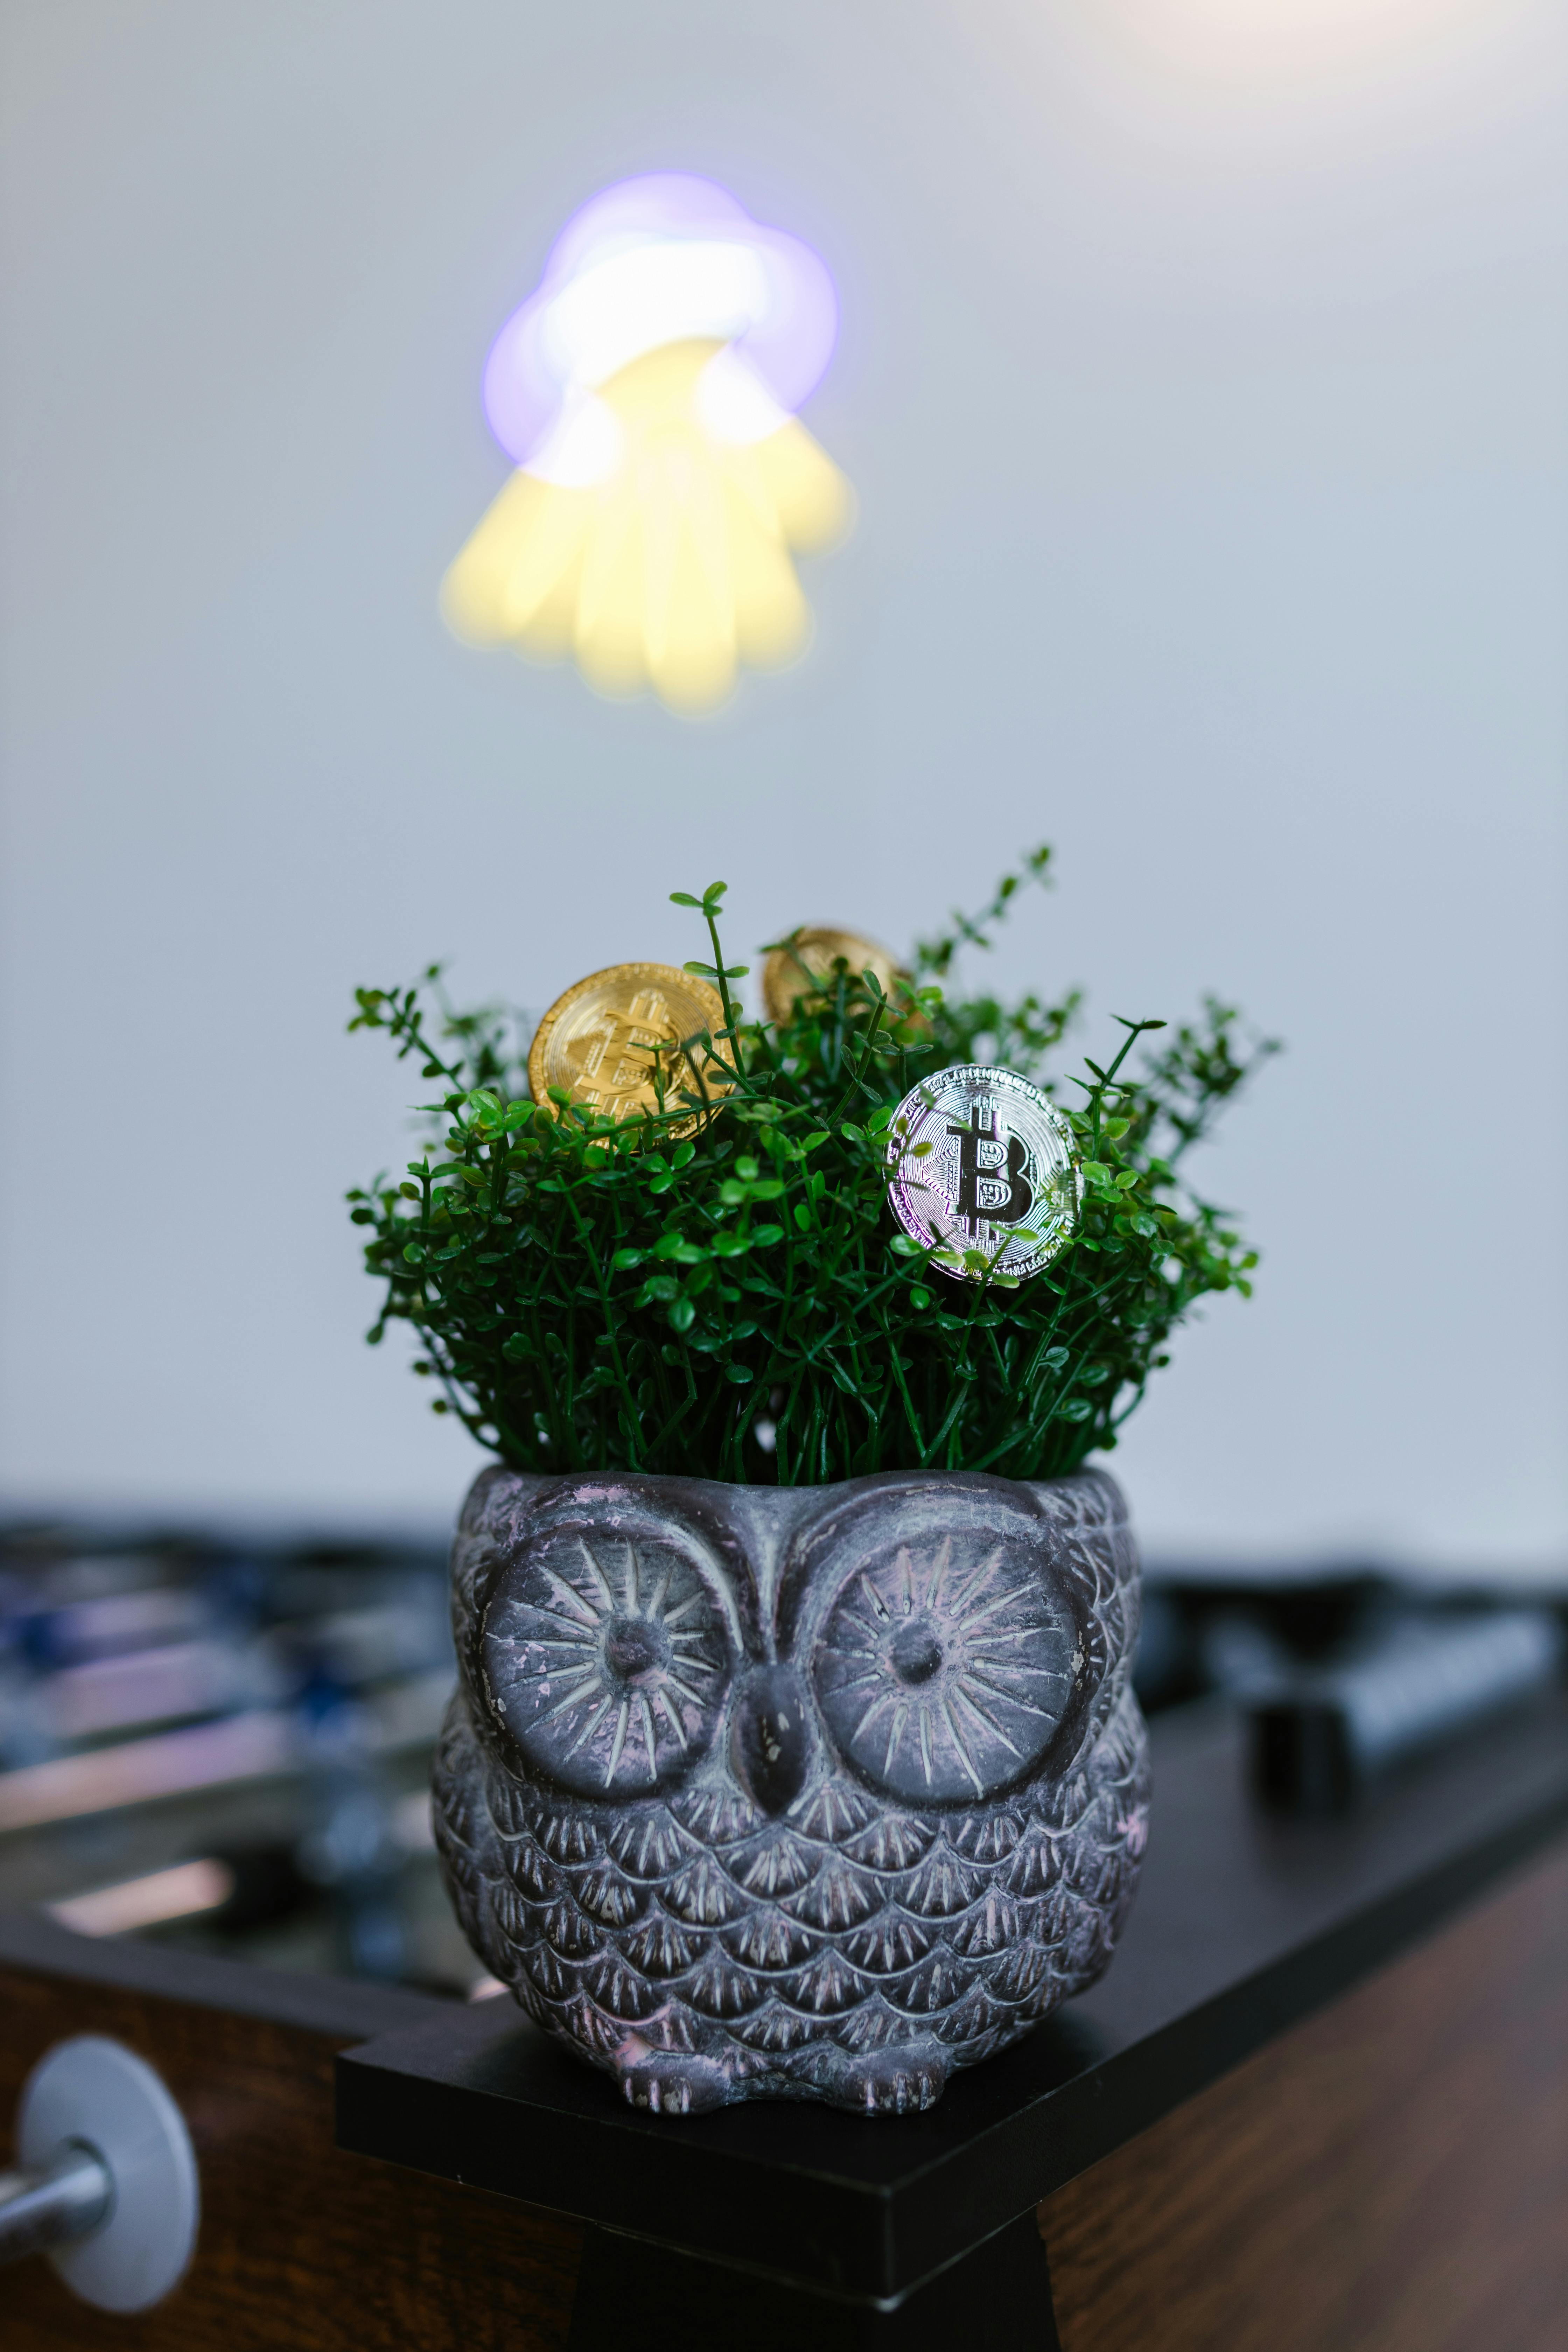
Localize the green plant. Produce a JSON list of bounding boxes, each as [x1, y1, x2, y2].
[[348, 850, 1275, 1485]]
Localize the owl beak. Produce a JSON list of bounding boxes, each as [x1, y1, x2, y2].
[[730, 1665, 810, 1818]]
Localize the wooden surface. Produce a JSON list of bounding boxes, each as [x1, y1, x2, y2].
[[0, 1954, 582, 2352], [3, 1843, 1566, 2349], [1039, 1841, 1568, 2352]]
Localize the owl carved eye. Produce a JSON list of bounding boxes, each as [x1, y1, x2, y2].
[[480, 1524, 730, 1797], [812, 1532, 1078, 1803]]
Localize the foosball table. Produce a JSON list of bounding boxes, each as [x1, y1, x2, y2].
[[2, 1522, 1565, 2349]]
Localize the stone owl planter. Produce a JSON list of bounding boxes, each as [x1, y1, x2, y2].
[[433, 1463, 1149, 2116]]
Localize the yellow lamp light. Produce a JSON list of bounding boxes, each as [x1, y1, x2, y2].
[[442, 177, 853, 716]]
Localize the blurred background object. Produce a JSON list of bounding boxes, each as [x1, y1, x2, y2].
[[442, 171, 852, 712], [1135, 1567, 1568, 1813], [4, 1513, 1561, 1990], [0, 1517, 477, 1993], [1, 2, 1564, 1566]]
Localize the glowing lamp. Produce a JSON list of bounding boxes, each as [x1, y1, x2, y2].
[[442, 175, 852, 715]]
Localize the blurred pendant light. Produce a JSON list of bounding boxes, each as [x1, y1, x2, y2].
[[441, 174, 853, 716]]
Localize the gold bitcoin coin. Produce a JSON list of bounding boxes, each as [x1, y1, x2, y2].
[[527, 963, 733, 1131], [762, 926, 906, 1025]]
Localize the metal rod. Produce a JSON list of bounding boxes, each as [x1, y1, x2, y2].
[[0, 2144, 113, 2265]]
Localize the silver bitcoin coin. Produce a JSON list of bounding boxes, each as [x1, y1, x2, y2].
[[886, 1065, 1080, 1283]]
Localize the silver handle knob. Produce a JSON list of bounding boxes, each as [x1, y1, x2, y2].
[[4, 2037, 198, 2312], [0, 2143, 114, 2264]]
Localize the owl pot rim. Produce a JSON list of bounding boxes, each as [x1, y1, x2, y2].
[[451, 1460, 1135, 1818]]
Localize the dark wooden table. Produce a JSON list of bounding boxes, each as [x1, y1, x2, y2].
[[5, 1695, 1567, 2350]]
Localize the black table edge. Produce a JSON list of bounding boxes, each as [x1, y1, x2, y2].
[[334, 1770, 1568, 2305], [0, 1902, 443, 2041]]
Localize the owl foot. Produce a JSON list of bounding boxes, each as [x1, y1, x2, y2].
[[821, 2039, 950, 2116], [612, 2042, 730, 2116]]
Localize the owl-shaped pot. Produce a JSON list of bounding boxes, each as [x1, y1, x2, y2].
[[433, 1463, 1149, 2116]]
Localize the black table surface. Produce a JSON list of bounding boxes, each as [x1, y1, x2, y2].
[[336, 1692, 1568, 2305]]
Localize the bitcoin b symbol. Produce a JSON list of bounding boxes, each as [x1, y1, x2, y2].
[[947, 1104, 1034, 1234]]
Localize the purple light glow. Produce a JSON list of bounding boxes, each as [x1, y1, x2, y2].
[[481, 173, 839, 468]]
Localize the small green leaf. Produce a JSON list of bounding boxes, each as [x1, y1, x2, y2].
[[724, 1363, 755, 1384], [668, 1296, 696, 1333]]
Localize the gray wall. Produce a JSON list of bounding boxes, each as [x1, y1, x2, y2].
[[2, 0, 1564, 1571]]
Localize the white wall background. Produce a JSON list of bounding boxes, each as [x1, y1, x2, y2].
[[2, 0, 1564, 1571]]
